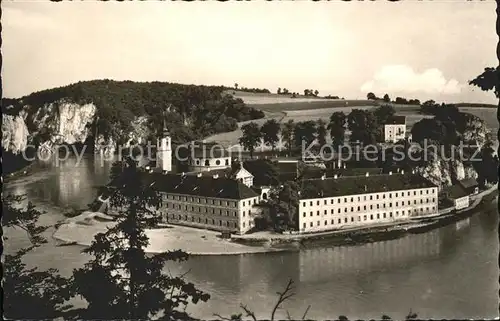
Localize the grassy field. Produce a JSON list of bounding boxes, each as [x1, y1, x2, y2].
[[207, 92, 498, 148], [227, 90, 376, 110], [250, 100, 377, 113], [457, 107, 498, 132]]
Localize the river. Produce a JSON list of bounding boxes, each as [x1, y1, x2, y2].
[[3, 155, 499, 320]]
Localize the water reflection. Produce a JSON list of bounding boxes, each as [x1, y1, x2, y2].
[[176, 221, 472, 291], [172, 211, 491, 320], [5, 155, 113, 210], [4, 156, 499, 320], [478, 201, 498, 233]]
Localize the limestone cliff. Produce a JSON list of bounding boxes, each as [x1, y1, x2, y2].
[[411, 112, 494, 189], [415, 157, 478, 189], [461, 114, 491, 147], [2, 113, 29, 154], [2, 100, 151, 156], [28, 101, 97, 153], [124, 116, 151, 147]]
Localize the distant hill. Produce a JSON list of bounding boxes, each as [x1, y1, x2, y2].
[[2, 80, 266, 151], [453, 103, 497, 108]]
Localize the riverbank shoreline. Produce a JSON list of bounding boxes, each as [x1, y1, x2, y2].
[[52, 212, 288, 256], [51, 184, 497, 256], [4, 161, 38, 184], [232, 184, 498, 247]]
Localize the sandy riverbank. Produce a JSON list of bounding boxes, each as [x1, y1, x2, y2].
[[52, 212, 286, 255], [53, 185, 497, 256]]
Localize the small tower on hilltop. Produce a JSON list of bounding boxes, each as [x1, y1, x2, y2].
[[157, 118, 172, 173]]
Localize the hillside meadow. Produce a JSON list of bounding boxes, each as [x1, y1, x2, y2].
[[205, 94, 498, 149]]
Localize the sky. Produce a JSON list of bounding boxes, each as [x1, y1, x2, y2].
[[2, 1, 498, 104]]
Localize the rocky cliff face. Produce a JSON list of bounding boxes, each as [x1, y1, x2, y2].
[[461, 114, 491, 147], [415, 157, 478, 189], [2, 113, 29, 154], [2, 100, 151, 156], [31, 101, 97, 153], [413, 112, 493, 189]]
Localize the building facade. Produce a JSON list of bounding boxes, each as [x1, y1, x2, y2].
[[384, 116, 406, 143], [143, 172, 260, 234], [297, 173, 438, 233], [160, 192, 259, 234], [453, 196, 470, 210]]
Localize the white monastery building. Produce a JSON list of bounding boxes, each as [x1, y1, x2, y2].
[[103, 124, 443, 236], [297, 172, 438, 233], [109, 171, 260, 235], [384, 116, 407, 143]]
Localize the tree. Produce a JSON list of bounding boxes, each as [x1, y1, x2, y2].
[[261, 119, 281, 152], [372, 104, 396, 142], [474, 145, 499, 185], [234, 83, 238, 90], [243, 159, 280, 186], [367, 92, 377, 100], [314, 90, 319, 97], [383, 93, 391, 102], [434, 104, 460, 122], [215, 279, 309, 321], [373, 104, 396, 125], [277, 87, 282, 95], [293, 120, 317, 149], [423, 99, 436, 106], [304, 89, 309, 96], [411, 118, 448, 145], [3, 194, 72, 319], [70, 158, 210, 319], [281, 120, 295, 154], [316, 118, 328, 147], [269, 182, 300, 228], [395, 97, 409, 104], [239, 122, 263, 158], [347, 109, 379, 145], [469, 67, 499, 98], [283, 88, 289, 95], [328, 111, 346, 149]]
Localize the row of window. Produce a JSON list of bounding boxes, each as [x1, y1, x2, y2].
[[386, 129, 405, 135], [302, 199, 437, 217], [163, 194, 257, 207], [164, 203, 254, 217], [167, 214, 252, 228], [301, 189, 436, 207], [165, 194, 238, 206], [191, 158, 230, 166], [163, 203, 251, 217], [302, 207, 436, 229]]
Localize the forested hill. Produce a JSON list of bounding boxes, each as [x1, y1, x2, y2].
[[3, 79, 265, 146]]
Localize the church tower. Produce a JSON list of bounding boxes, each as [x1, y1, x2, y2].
[[157, 120, 172, 173]]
